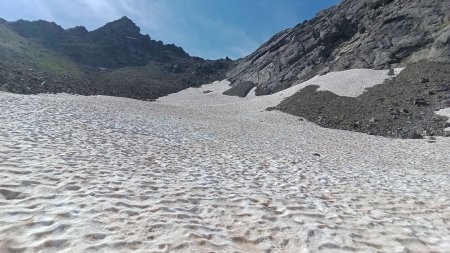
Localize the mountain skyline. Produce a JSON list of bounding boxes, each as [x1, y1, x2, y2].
[[0, 0, 340, 60], [1, 0, 449, 139], [0, 1, 449, 251]]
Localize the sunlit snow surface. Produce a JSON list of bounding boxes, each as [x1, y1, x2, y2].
[[0, 69, 449, 252]]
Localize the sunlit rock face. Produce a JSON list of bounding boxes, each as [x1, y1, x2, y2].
[[227, 0, 450, 95]]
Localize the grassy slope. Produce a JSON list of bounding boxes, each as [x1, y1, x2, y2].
[[0, 24, 88, 94], [0, 24, 82, 76], [0, 23, 230, 99]]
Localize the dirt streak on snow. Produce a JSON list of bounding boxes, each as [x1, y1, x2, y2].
[[0, 69, 449, 253]]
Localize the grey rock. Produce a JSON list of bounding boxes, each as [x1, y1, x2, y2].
[[223, 81, 255, 97], [420, 78, 430, 83], [414, 98, 430, 107], [387, 68, 395, 76], [227, 0, 450, 95]]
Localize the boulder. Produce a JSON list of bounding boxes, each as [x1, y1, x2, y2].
[[223, 81, 255, 97]]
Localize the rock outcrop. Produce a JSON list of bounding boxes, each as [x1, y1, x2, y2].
[[227, 0, 450, 95]]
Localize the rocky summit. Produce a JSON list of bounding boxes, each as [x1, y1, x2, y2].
[[0, 17, 232, 100], [227, 0, 450, 95], [8, 16, 190, 68]]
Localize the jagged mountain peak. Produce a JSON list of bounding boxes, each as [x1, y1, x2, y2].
[[66, 26, 88, 37], [117, 16, 134, 23], [94, 16, 140, 36]]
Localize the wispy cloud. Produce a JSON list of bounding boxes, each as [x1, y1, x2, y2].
[[0, 0, 55, 22], [193, 14, 260, 58], [77, 0, 121, 20]]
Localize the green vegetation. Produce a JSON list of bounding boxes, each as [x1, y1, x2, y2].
[[0, 20, 231, 99], [0, 24, 82, 76]]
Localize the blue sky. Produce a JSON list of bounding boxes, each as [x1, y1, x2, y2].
[[0, 0, 340, 59]]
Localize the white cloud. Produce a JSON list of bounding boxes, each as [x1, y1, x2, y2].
[[77, 0, 122, 20]]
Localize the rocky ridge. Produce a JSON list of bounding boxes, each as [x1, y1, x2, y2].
[[227, 0, 450, 95], [0, 17, 232, 100], [8, 16, 190, 68]]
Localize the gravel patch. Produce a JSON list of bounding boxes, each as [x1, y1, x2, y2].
[[277, 62, 450, 138]]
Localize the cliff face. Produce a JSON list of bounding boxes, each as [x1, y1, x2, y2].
[[227, 0, 450, 95]]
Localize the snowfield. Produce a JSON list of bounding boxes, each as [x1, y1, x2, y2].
[[0, 69, 449, 252]]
